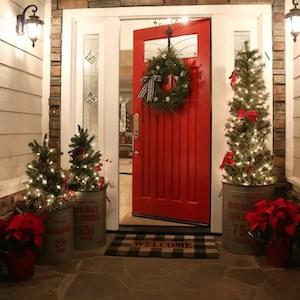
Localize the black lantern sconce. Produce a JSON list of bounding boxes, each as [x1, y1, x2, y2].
[[285, 0, 300, 42], [16, 5, 44, 47]]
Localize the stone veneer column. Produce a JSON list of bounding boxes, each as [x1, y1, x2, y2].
[[49, 0, 286, 189]]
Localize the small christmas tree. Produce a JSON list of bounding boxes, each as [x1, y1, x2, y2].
[[68, 126, 108, 191], [24, 135, 72, 211], [220, 41, 278, 186]]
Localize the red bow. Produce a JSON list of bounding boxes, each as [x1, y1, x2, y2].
[[238, 109, 259, 123], [96, 163, 103, 172], [229, 71, 238, 86], [220, 152, 235, 170]]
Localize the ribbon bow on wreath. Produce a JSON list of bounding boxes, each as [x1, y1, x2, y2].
[[137, 75, 162, 103]]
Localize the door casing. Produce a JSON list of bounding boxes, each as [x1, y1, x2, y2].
[[61, 5, 273, 232]]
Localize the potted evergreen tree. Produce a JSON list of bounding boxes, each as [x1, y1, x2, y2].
[[23, 135, 74, 264], [220, 42, 278, 254], [68, 126, 108, 250]]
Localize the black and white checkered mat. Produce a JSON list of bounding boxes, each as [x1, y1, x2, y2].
[[105, 234, 219, 259]]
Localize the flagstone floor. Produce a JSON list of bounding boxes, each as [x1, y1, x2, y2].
[[0, 235, 300, 300]]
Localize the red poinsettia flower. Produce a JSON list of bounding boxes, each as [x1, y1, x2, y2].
[[220, 152, 235, 170], [4, 213, 45, 251], [246, 198, 300, 242]]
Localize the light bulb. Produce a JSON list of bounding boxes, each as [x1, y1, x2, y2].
[[180, 16, 189, 24]]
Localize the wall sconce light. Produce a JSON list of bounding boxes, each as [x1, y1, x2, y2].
[[16, 5, 44, 47], [285, 0, 300, 42]]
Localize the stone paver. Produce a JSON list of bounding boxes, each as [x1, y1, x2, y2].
[[64, 273, 128, 299], [0, 235, 299, 299], [226, 268, 269, 286]]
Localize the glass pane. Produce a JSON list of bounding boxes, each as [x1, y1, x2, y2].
[[144, 34, 198, 61], [234, 31, 250, 57], [83, 34, 99, 149]]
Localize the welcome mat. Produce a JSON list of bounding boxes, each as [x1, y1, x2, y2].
[[105, 234, 219, 259]]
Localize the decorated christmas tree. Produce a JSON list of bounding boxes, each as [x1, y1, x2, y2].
[[220, 41, 278, 186], [68, 126, 108, 191], [24, 135, 72, 211]]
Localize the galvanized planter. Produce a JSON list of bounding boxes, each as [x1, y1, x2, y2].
[[222, 182, 275, 255], [37, 206, 73, 265], [73, 189, 106, 250]]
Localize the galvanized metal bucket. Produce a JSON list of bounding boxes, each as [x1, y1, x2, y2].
[[37, 206, 73, 265], [222, 182, 275, 255], [73, 189, 106, 250]]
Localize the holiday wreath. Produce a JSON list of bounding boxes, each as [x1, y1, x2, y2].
[[138, 47, 190, 111]]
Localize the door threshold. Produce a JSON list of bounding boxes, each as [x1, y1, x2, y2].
[[132, 212, 209, 227], [117, 225, 211, 235]]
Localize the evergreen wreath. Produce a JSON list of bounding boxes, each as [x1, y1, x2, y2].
[[138, 47, 190, 111]]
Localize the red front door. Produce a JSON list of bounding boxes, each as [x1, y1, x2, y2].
[[132, 20, 211, 224]]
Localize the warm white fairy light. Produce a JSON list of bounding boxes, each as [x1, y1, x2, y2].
[[50, 168, 55, 173], [180, 16, 189, 24], [42, 179, 47, 185]]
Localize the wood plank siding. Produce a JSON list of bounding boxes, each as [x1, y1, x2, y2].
[[0, 0, 45, 198]]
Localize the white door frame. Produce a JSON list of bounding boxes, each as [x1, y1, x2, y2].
[[61, 5, 272, 232]]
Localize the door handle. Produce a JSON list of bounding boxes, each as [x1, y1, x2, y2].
[[134, 113, 140, 140], [134, 151, 140, 156]]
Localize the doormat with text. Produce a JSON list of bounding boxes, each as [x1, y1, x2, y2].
[[105, 234, 219, 259]]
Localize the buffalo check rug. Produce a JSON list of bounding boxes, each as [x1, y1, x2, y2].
[[104, 234, 219, 259]]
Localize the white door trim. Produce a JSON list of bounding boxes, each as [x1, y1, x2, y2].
[[61, 5, 272, 232]]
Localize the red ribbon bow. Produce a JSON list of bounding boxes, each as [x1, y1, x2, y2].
[[238, 109, 259, 123], [229, 71, 238, 86], [220, 152, 235, 170]]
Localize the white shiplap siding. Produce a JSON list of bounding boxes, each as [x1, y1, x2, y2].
[[0, 0, 44, 197]]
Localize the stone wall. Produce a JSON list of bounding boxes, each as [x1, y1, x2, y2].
[[50, 0, 286, 187]]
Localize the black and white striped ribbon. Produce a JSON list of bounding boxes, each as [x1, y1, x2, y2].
[[137, 75, 161, 103]]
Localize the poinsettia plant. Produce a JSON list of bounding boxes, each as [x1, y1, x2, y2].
[[0, 213, 44, 254], [246, 198, 300, 242]]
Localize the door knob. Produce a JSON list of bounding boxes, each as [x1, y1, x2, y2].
[[134, 151, 140, 156]]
